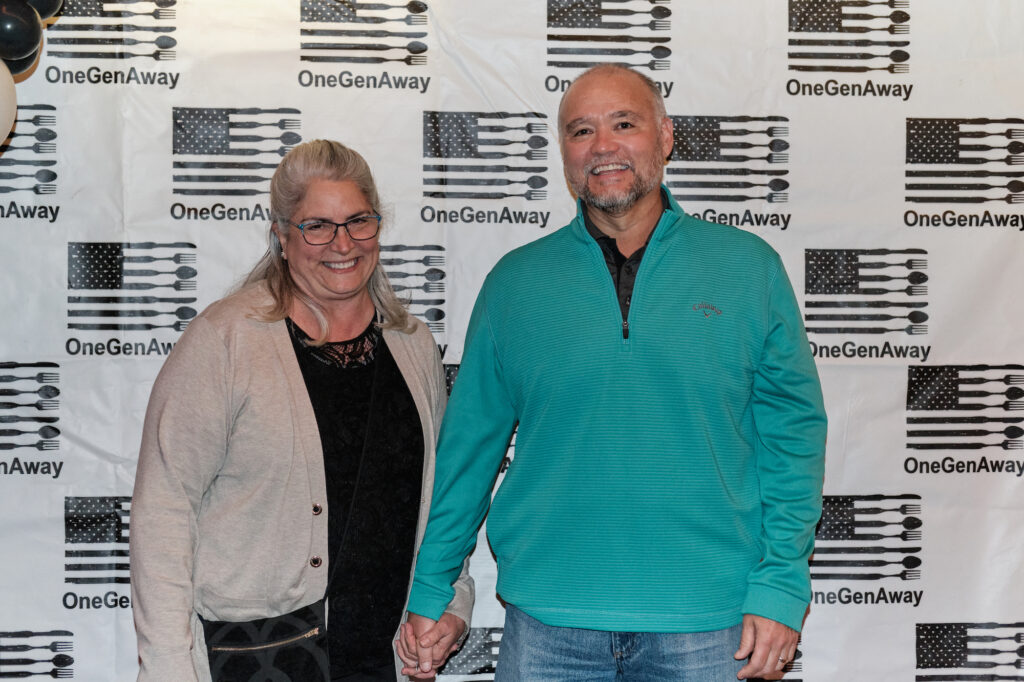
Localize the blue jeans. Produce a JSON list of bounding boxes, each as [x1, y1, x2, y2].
[[495, 605, 745, 682]]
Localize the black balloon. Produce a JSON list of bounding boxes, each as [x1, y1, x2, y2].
[[0, 1, 42, 61], [3, 39, 37, 75], [25, 0, 61, 20]]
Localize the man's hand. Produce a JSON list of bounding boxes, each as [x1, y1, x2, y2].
[[733, 614, 798, 680], [395, 612, 466, 680]]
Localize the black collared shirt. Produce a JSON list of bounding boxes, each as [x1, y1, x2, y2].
[[583, 189, 670, 322]]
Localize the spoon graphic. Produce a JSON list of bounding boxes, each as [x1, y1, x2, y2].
[[0, 425, 61, 438], [0, 169, 58, 182], [423, 268, 446, 282], [0, 385, 60, 398]]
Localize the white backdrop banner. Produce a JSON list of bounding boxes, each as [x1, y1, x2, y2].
[[1, 0, 1022, 680]]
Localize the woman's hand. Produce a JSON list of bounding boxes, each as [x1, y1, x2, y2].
[[396, 612, 467, 679]]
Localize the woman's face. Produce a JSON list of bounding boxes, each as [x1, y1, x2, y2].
[[276, 178, 380, 310]]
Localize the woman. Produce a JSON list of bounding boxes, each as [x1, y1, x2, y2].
[[130, 140, 472, 682]]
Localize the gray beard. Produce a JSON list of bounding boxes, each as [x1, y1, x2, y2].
[[579, 177, 647, 215], [572, 164, 663, 216]]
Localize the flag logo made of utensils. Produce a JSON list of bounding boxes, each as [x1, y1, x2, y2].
[[64, 496, 131, 586], [171, 107, 304, 199], [300, 0, 430, 67], [0, 361, 61, 455], [667, 115, 791, 206], [803, 248, 929, 336], [905, 364, 1024, 452], [422, 111, 551, 202], [905, 117, 1024, 206], [0, 629, 75, 678], [1, 103, 58, 199], [381, 243, 446, 333], [67, 242, 198, 335], [916, 622, 1024, 675], [788, 0, 911, 75], [813, 494, 923, 582], [46, 0, 177, 62], [546, 0, 672, 73]]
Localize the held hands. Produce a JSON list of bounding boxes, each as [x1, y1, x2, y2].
[[396, 612, 466, 680], [734, 614, 798, 680]]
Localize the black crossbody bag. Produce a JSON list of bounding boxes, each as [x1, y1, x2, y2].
[[199, 349, 382, 681]]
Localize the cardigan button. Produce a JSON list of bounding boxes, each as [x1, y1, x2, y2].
[[310, 556, 322, 568], [312, 503, 322, 515]]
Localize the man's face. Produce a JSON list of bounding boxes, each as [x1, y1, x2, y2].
[[559, 70, 673, 216]]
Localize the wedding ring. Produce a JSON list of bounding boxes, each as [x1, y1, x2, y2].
[[778, 656, 787, 663]]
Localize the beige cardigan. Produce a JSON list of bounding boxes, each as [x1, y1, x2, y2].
[[130, 283, 473, 681]]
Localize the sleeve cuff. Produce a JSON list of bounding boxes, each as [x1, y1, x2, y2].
[[406, 582, 451, 623], [741, 582, 809, 632]]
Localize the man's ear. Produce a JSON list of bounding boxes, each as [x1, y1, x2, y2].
[[661, 117, 674, 162]]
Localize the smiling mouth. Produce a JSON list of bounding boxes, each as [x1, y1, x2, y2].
[[589, 162, 631, 176], [323, 259, 357, 271]]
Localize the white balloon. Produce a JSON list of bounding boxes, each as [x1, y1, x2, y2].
[[0, 61, 15, 140]]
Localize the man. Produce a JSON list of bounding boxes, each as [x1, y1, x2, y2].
[[398, 64, 827, 681]]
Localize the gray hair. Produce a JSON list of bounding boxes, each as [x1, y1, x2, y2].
[[557, 63, 668, 139], [243, 139, 412, 342]]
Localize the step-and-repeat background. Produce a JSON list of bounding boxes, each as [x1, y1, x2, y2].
[[1, 0, 1023, 680]]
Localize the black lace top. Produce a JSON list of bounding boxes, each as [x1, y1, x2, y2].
[[287, 318, 424, 681]]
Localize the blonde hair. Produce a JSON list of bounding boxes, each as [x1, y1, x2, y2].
[[243, 139, 413, 342]]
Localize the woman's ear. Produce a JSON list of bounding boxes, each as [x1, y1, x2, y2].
[[271, 223, 288, 259]]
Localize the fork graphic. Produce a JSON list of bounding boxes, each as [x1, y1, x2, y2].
[[0, 642, 72, 653], [958, 375, 1024, 386], [718, 153, 789, 164], [841, 0, 909, 7], [908, 440, 1023, 450], [860, 285, 927, 295], [47, 50, 176, 60], [720, 127, 789, 137], [908, 194, 1024, 204], [15, 115, 56, 126], [0, 400, 59, 410], [0, 372, 59, 383], [391, 282, 445, 293], [478, 150, 547, 161], [0, 142, 56, 153], [0, 440, 59, 451], [300, 55, 426, 65], [380, 256, 445, 266], [477, 123, 547, 134], [351, 14, 427, 25], [423, 190, 546, 200], [838, 24, 910, 34], [101, 8, 175, 19], [805, 325, 926, 335], [673, 193, 788, 203], [0, 184, 56, 194], [853, 530, 922, 541], [789, 63, 909, 73], [855, 504, 922, 514], [857, 259, 927, 269], [123, 253, 197, 264], [547, 59, 669, 71], [229, 119, 301, 131]]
